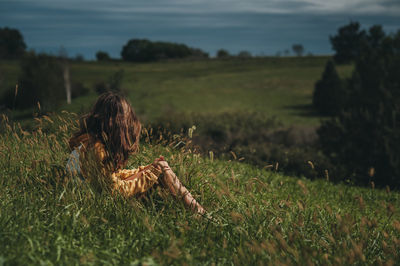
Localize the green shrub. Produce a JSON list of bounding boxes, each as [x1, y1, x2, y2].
[[71, 81, 90, 99], [0, 86, 15, 110], [151, 111, 331, 180]]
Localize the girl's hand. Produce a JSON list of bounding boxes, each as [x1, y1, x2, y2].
[[157, 160, 169, 170], [153, 156, 169, 171], [152, 156, 165, 164]]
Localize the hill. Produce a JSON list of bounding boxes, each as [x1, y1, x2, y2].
[[0, 115, 399, 264], [0, 57, 353, 125]]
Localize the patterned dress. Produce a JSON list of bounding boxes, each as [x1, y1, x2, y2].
[[66, 134, 161, 197]]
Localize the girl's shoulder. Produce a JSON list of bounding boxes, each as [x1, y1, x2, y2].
[[70, 134, 106, 161], [92, 140, 107, 162]]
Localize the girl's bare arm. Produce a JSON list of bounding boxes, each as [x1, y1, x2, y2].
[[157, 159, 206, 215]]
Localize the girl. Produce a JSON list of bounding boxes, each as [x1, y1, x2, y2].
[[66, 92, 205, 215]]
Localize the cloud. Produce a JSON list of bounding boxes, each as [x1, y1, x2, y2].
[[5, 0, 400, 16]]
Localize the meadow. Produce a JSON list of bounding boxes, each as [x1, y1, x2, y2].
[[0, 56, 353, 125], [0, 114, 399, 265], [2, 57, 399, 265]]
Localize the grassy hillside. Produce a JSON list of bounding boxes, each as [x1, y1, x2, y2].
[[0, 115, 399, 265], [0, 57, 353, 125]]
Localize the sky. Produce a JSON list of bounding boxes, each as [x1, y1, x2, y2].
[[1, 0, 399, 59]]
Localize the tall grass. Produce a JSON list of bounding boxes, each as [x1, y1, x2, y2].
[[0, 114, 399, 265]]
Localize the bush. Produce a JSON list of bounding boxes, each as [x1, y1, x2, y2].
[[71, 82, 90, 99], [96, 51, 110, 61], [312, 60, 346, 116], [15, 52, 65, 110], [0, 86, 16, 110], [150, 111, 331, 180], [217, 49, 230, 59]]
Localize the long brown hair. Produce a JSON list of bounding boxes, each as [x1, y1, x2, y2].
[[69, 92, 141, 169]]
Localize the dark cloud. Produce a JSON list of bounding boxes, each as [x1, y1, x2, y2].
[[1, 0, 399, 58]]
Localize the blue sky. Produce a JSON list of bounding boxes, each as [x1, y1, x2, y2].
[[1, 0, 399, 59]]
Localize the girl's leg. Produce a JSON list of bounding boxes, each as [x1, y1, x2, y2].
[[160, 168, 205, 215]]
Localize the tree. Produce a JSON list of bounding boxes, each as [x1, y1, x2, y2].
[[121, 39, 153, 62], [0, 27, 26, 59], [292, 44, 304, 57], [312, 60, 346, 116], [217, 49, 230, 58], [15, 52, 65, 110], [319, 26, 400, 187], [96, 51, 111, 61], [121, 39, 206, 62], [330, 21, 366, 64]]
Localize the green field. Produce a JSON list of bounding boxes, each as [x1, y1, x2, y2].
[[0, 57, 353, 125], [4, 58, 398, 265], [0, 115, 399, 264]]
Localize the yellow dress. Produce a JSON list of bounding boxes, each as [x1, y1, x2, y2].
[[70, 134, 161, 197]]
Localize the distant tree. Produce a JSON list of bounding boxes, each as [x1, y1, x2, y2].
[[217, 49, 230, 58], [121, 39, 153, 62], [121, 39, 205, 62], [366, 25, 386, 50], [237, 50, 252, 58], [312, 60, 346, 116], [319, 26, 400, 187], [0, 27, 26, 59], [16, 52, 65, 110], [96, 51, 111, 61], [330, 21, 366, 64], [275, 51, 282, 57], [292, 44, 304, 57]]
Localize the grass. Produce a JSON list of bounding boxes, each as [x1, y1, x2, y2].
[[0, 57, 353, 126], [0, 114, 399, 265]]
